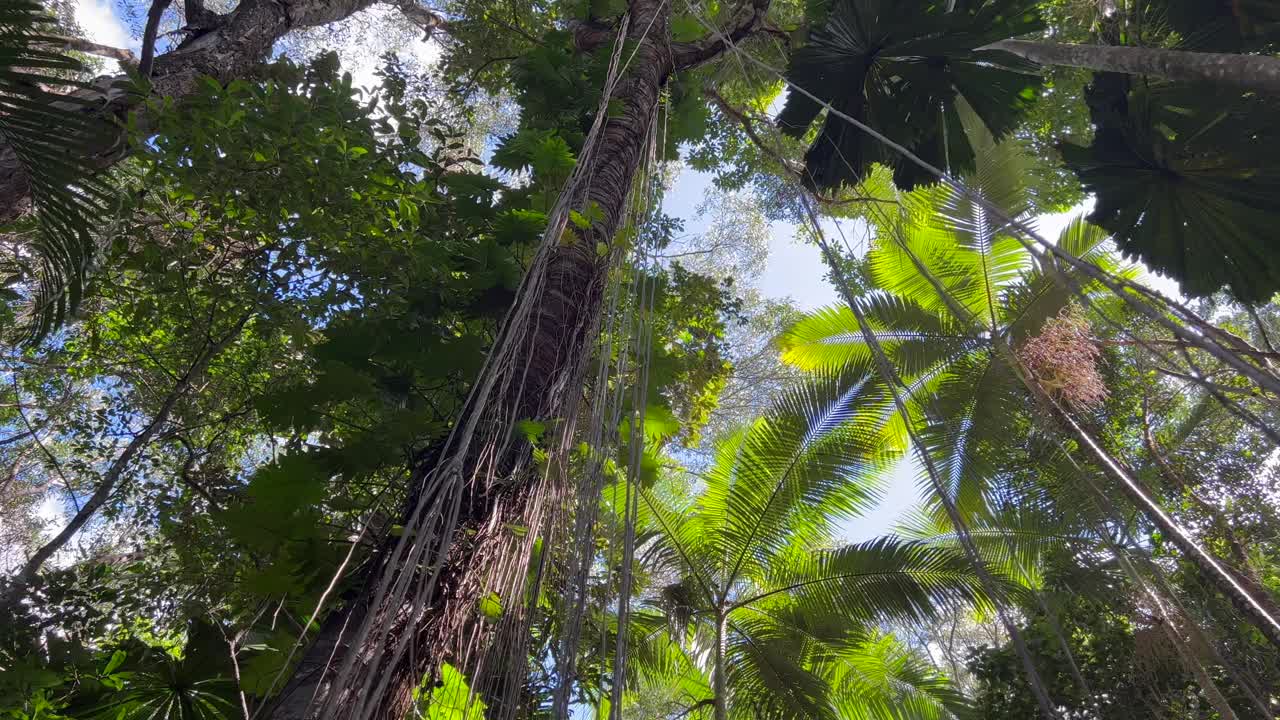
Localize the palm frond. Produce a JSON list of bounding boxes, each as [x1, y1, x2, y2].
[[827, 632, 970, 720], [738, 538, 988, 625], [691, 372, 892, 589], [778, 295, 976, 379], [897, 504, 1095, 590], [1058, 74, 1280, 303], [778, 0, 1044, 191], [726, 615, 837, 720], [0, 0, 119, 340]]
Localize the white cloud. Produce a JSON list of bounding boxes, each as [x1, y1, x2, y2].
[[73, 0, 132, 72]]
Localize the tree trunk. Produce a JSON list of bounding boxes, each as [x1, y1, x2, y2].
[[269, 3, 679, 718], [982, 39, 1280, 95], [1053, 404, 1280, 652], [0, 0, 380, 222], [713, 611, 728, 720]]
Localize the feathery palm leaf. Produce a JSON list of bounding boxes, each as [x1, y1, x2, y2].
[[827, 632, 971, 720], [781, 139, 1127, 526], [621, 385, 989, 719], [0, 0, 118, 339]]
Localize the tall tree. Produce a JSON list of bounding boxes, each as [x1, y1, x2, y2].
[[269, 4, 794, 716], [0, 0, 445, 223]]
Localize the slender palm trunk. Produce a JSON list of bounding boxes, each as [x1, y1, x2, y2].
[[713, 610, 728, 720], [877, 225, 1280, 654], [981, 39, 1280, 95]]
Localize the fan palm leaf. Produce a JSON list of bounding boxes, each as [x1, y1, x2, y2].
[[1058, 74, 1280, 303], [777, 0, 1044, 191]]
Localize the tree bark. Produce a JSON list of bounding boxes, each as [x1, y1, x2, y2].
[[0, 0, 380, 223], [982, 39, 1280, 96], [269, 2, 684, 718]]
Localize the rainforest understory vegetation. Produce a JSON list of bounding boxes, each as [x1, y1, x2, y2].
[[3, 0, 1280, 718]]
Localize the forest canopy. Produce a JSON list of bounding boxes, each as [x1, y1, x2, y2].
[[2, 0, 1280, 719]]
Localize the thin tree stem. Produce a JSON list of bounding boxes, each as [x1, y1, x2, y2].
[[713, 611, 728, 720], [9, 313, 250, 590]]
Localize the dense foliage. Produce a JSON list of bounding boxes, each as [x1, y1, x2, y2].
[[3, 0, 1280, 718]]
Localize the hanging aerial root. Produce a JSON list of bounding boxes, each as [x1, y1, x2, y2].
[[276, 9, 689, 719]]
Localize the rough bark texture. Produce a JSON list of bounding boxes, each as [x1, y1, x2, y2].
[[0, 0, 379, 223], [984, 39, 1280, 95], [269, 2, 680, 718]]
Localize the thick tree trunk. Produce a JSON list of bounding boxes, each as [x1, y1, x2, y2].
[[269, 3, 678, 718], [982, 39, 1280, 95], [0, 0, 379, 222]]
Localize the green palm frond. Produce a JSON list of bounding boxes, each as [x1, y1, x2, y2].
[[915, 353, 1025, 518], [685, 373, 891, 590], [738, 538, 987, 624], [828, 632, 970, 720], [778, 295, 976, 378], [897, 505, 1095, 590], [783, 140, 1128, 536], [0, 0, 118, 339], [625, 380, 984, 719], [777, 0, 1044, 191], [872, 126, 1038, 330], [727, 615, 837, 720]]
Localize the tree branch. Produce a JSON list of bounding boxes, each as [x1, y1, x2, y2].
[[672, 0, 772, 71], [138, 0, 174, 77], [8, 313, 251, 592], [390, 0, 448, 40], [182, 0, 220, 31], [1101, 337, 1280, 362], [672, 698, 716, 720], [38, 35, 137, 66], [706, 87, 898, 209]]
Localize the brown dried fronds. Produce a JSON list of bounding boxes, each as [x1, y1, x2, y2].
[[1019, 304, 1109, 412]]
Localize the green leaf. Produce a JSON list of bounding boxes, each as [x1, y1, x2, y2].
[[778, 0, 1043, 191], [103, 649, 126, 675], [515, 419, 546, 443], [477, 592, 504, 622], [1058, 76, 1280, 303], [417, 663, 486, 720], [671, 15, 704, 42]]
